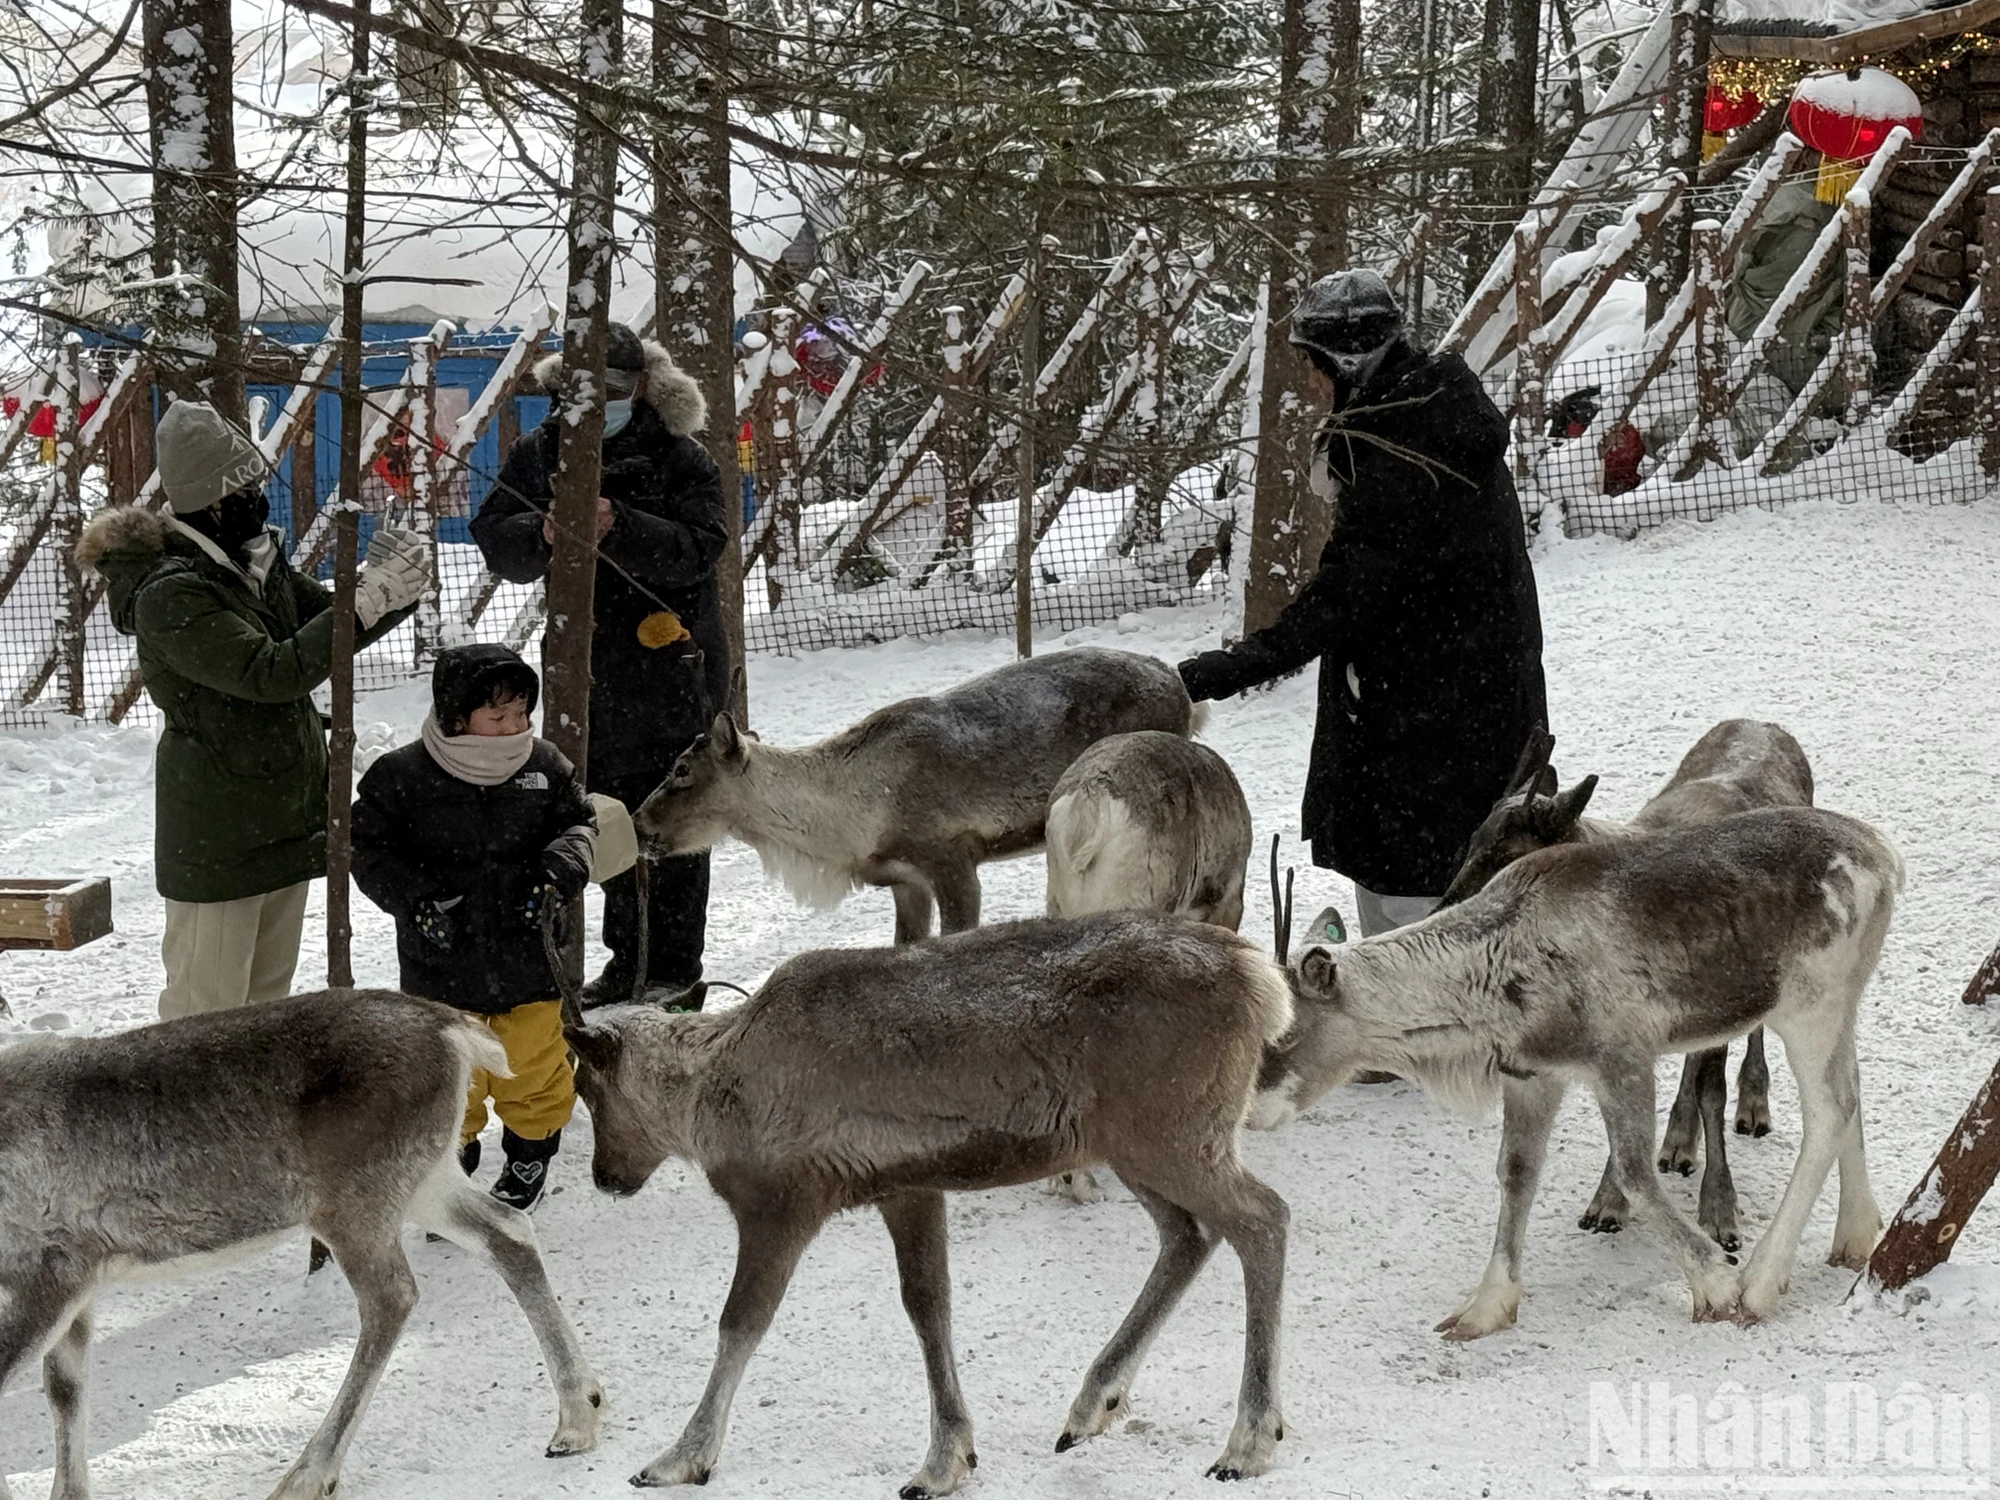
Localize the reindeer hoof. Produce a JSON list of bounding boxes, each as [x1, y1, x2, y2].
[[1577, 1208, 1624, 1235]]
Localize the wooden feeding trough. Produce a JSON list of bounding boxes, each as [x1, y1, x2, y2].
[[0, 876, 113, 1016]]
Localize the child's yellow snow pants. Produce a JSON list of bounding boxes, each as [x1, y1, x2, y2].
[[460, 1000, 575, 1144]]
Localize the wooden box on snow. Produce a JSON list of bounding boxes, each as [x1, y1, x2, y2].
[[0, 877, 113, 951]]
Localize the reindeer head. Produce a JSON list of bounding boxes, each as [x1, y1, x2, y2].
[[1249, 943, 1356, 1129], [632, 712, 753, 856], [1438, 726, 1598, 907], [564, 1007, 721, 1196]]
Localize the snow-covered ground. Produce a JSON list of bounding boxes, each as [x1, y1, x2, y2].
[[5, 495, 2000, 1498]]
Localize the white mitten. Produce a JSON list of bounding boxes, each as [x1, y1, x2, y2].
[[353, 554, 426, 629], [366, 525, 428, 572]]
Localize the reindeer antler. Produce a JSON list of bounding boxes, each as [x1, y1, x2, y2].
[[1270, 834, 1295, 961]]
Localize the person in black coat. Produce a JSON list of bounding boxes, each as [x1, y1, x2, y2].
[[470, 324, 727, 1004], [352, 644, 597, 1210], [1178, 270, 1548, 937]]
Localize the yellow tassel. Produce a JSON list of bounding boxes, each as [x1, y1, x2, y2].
[[636, 610, 689, 649], [1815, 155, 1862, 204], [1701, 131, 1727, 161], [38, 437, 55, 464]]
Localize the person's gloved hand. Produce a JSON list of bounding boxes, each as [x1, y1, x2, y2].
[[518, 876, 564, 929], [353, 552, 426, 629], [366, 525, 428, 573], [414, 895, 462, 950], [1178, 650, 1244, 703], [540, 830, 594, 903]]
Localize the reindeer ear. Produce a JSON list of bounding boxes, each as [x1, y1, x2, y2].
[[1532, 765, 1559, 798], [1297, 945, 1339, 997], [564, 1022, 619, 1070], [1538, 774, 1599, 837], [711, 711, 746, 761]]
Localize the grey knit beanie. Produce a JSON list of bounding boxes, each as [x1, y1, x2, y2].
[[156, 400, 270, 514]]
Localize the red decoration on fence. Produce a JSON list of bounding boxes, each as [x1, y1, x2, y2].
[[793, 318, 884, 398], [1789, 68, 1922, 203]]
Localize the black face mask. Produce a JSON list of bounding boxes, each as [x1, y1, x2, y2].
[[195, 487, 270, 554]]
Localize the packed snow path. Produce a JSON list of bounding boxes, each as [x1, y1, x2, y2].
[[4, 497, 2000, 1498]]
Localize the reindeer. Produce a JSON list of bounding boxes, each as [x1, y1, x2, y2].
[[633, 648, 1197, 943], [565, 911, 1294, 1493], [1045, 731, 1253, 931], [0, 992, 603, 1500], [1437, 720, 1814, 1250], [1254, 806, 1896, 1337]]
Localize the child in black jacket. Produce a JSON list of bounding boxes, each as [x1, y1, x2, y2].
[[353, 643, 595, 1211]]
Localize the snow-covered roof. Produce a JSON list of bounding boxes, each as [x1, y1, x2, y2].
[[1714, 0, 2000, 55]]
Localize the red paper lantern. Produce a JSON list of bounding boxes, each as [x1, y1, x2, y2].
[[1788, 67, 1922, 202], [1704, 85, 1761, 136]]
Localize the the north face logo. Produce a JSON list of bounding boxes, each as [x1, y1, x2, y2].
[[513, 771, 549, 790]]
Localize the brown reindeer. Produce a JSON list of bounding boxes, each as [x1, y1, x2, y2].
[[566, 911, 1294, 1494], [1437, 720, 1813, 1249]]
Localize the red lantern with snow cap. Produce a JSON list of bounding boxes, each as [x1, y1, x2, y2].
[[1702, 85, 1761, 161], [1788, 67, 1921, 205]]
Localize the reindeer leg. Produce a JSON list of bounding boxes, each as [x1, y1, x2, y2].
[[1593, 1056, 1739, 1324], [1735, 1028, 1772, 1137], [878, 1191, 976, 1500], [1578, 1157, 1630, 1234], [1829, 1092, 1884, 1271], [1657, 1051, 1708, 1178], [929, 859, 983, 936], [0, 1259, 94, 1500], [1059, 1179, 1219, 1453], [268, 1235, 418, 1500], [634, 1200, 824, 1487], [1738, 1021, 1859, 1319], [1196, 1169, 1289, 1482], [1439, 1073, 1563, 1341], [891, 882, 936, 945], [43, 1306, 92, 1500], [411, 1166, 603, 1455], [1695, 1051, 1741, 1252]]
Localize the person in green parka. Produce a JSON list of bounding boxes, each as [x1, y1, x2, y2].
[[74, 399, 427, 1019]]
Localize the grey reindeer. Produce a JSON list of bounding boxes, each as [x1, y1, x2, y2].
[[632, 648, 1197, 942], [1042, 729, 1254, 1204], [0, 992, 603, 1500], [1254, 805, 1896, 1337], [1437, 720, 1814, 1250], [565, 911, 1294, 1495], [1045, 730, 1254, 931]]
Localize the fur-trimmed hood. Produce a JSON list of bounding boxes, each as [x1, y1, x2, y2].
[[530, 338, 707, 437], [75, 504, 169, 575]]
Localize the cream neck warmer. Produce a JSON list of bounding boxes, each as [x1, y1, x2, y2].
[[421, 714, 535, 786]]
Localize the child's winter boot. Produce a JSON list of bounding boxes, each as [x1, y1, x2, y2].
[[491, 1127, 560, 1212]]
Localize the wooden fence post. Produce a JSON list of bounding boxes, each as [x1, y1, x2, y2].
[[1842, 193, 1875, 427], [1510, 223, 1545, 492], [1861, 1047, 2000, 1294], [406, 328, 443, 666], [1981, 188, 2000, 478], [1016, 236, 1050, 659], [1131, 237, 1170, 545], [1680, 219, 1729, 479], [54, 336, 87, 719]]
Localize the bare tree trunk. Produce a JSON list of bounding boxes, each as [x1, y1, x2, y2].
[[1468, 0, 1544, 288], [545, 0, 622, 776], [1648, 0, 1715, 322], [326, 0, 373, 989], [1243, 0, 1343, 634], [652, 2, 746, 725], [142, 0, 245, 418]]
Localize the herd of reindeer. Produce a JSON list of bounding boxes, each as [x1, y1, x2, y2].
[[0, 647, 1903, 1500]]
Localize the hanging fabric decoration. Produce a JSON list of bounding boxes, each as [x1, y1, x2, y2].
[[1702, 84, 1762, 161], [1788, 67, 1922, 204]]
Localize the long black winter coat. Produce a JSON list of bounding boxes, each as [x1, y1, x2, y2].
[[1183, 345, 1548, 895], [352, 739, 596, 1013], [470, 341, 728, 799]]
